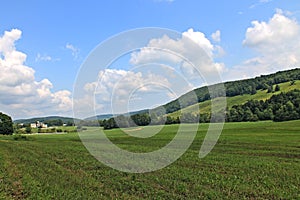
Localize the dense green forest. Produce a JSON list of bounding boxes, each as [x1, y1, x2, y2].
[[227, 89, 300, 122], [0, 112, 13, 135], [98, 68, 300, 129]]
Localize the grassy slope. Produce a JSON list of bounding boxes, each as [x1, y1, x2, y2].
[[0, 121, 299, 199], [169, 80, 300, 118]]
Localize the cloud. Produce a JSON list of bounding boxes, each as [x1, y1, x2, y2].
[[82, 69, 175, 114], [243, 9, 299, 50], [74, 29, 226, 118], [66, 43, 80, 60], [154, 0, 174, 3], [228, 9, 300, 79], [260, 0, 272, 2], [74, 64, 196, 117], [35, 53, 52, 62], [182, 28, 215, 57], [211, 30, 221, 43], [0, 29, 72, 119], [130, 28, 225, 83], [249, 0, 273, 9], [35, 53, 60, 62]]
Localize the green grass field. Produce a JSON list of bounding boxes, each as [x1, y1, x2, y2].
[[0, 121, 299, 199], [25, 126, 77, 134]]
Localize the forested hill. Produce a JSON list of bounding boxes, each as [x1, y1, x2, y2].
[[156, 68, 300, 115], [99, 68, 300, 129]]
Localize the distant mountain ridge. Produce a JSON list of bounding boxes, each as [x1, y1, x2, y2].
[[14, 116, 81, 124], [84, 109, 149, 121]]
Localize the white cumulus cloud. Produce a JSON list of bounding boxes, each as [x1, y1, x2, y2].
[[228, 10, 300, 79], [130, 28, 225, 84], [243, 9, 299, 51], [74, 29, 226, 118], [0, 29, 72, 119], [74, 65, 195, 117], [85, 69, 173, 114]]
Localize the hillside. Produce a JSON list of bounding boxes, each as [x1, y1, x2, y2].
[[84, 109, 149, 121], [154, 68, 300, 115], [168, 80, 300, 118], [100, 68, 300, 129]]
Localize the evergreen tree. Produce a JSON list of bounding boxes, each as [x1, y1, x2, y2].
[[267, 86, 273, 93]]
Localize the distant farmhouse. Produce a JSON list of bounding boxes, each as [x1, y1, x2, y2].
[[30, 121, 48, 128]]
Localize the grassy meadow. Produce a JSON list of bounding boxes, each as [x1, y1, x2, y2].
[[0, 120, 299, 199]]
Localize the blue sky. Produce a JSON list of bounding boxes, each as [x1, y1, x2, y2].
[[0, 0, 300, 119]]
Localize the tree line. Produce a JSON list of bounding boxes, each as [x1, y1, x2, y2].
[[98, 89, 300, 129], [227, 89, 300, 122]]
